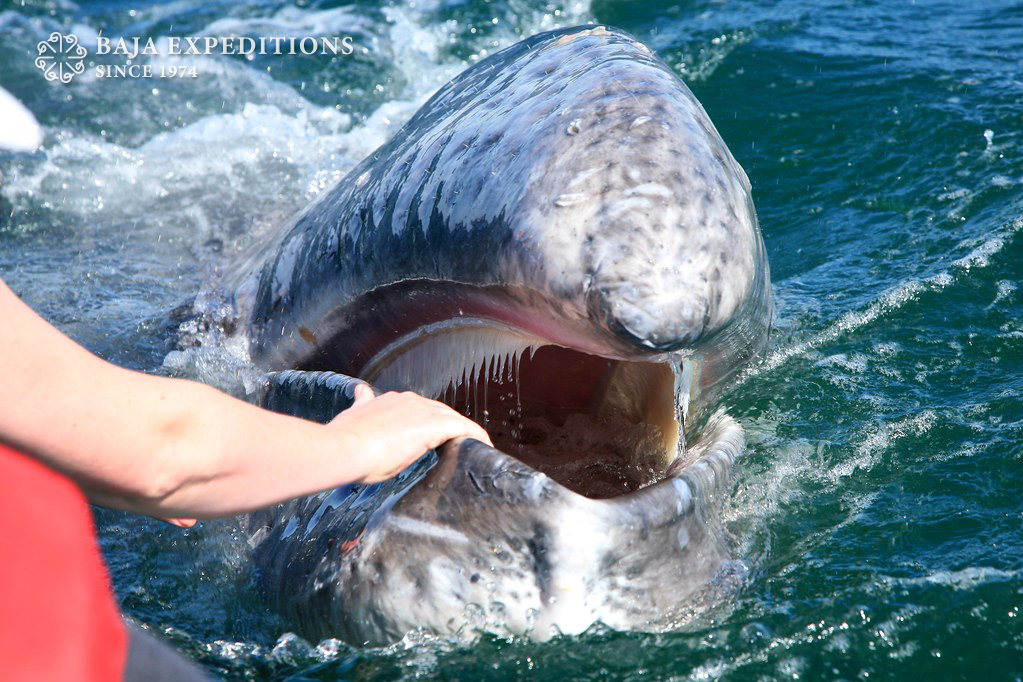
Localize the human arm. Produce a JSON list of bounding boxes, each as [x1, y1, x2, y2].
[[0, 278, 491, 520]]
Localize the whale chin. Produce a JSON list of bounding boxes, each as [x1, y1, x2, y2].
[[351, 317, 690, 500]]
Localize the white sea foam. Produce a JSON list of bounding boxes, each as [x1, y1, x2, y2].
[[669, 30, 753, 83], [738, 217, 1023, 386], [990, 279, 1016, 308], [199, 5, 378, 40], [882, 566, 1019, 591], [832, 410, 938, 479], [1, 0, 594, 238]]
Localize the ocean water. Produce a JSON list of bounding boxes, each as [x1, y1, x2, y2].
[[1, 0, 1021, 679]]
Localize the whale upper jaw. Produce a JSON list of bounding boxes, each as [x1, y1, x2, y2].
[[253, 368, 745, 645], [239, 24, 768, 374]]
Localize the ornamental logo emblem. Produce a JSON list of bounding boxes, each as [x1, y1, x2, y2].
[[35, 32, 88, 83]]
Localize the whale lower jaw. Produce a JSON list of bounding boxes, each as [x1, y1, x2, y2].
[[347, 418, 744, 645], [251, 369, 743, 646]]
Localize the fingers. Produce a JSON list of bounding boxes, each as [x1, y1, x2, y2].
[[456, 414, 493, 446], [358, 391, 493, 448], [332, 389, 495, 486], [157, 517, 197, 528], [352, 382, 374, 406], [414, 393, 493, 447]]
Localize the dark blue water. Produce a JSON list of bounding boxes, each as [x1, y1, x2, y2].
[[1, 0, 1021, 678]]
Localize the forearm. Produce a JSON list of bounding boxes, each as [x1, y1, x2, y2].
[[2, 357, 370, 519], [0, 281, 366, 517], [74, 373, 368, 518]]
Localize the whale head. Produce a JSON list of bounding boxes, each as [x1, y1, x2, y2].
[[238, 25, 772, 643]]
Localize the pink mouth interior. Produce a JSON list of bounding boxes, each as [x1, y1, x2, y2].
[[433, 344, 684, 499]]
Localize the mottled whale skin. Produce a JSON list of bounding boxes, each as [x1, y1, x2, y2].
[[239, 25, 772, 646], [254, 371, 745, 645]]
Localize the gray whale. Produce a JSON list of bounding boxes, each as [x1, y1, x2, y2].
[[235, 25, 772, 645]]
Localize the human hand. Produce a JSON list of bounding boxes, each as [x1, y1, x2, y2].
[[158, 517, 196, 528], [332, 383, 493, 485]]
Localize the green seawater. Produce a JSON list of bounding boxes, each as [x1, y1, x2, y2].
[[1, 0, 1020, 679]]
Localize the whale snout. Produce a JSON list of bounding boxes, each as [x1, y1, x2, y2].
[[583, 210, 761, 353], [588, 278, 712, 351]]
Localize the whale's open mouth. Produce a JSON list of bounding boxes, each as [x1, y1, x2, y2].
[[353, 319, 691, 499]]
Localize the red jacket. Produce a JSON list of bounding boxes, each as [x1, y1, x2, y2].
[[0, 443, 127, 680]]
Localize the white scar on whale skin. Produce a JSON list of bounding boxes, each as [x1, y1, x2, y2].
[[625, 182, 673, 198], [386, 515, 471, 546]]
